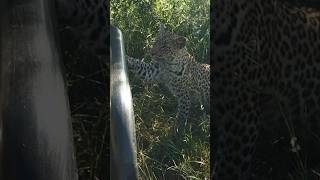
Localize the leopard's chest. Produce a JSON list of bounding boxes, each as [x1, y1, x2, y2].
[[163, 64, 201, 93]]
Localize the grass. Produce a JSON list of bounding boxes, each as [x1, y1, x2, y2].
[[111, 0, 210, 178], [129, 76, 210, 179], [62, 39, 108, 180]]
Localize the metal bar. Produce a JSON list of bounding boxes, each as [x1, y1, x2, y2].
[[110, 25, 139, 180], [0, 0, 78, 179]]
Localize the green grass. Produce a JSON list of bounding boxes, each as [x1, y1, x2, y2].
[[130, 78, 210, 179], [111, 0, 210, 63]]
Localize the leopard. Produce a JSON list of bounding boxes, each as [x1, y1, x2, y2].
[[213, 0, 320, 179], [127, 24, 210, 134]]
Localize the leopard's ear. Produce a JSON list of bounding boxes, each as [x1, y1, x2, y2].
[[175, 36, 187, 48]]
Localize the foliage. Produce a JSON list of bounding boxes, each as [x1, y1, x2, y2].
[[111, 0, 210, 63], [111, 0, 210, 179]]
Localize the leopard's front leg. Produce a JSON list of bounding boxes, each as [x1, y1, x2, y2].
[[168, 84, 191, 134], [126, 56, 161, 83]]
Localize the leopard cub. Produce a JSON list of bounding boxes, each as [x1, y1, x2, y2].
[[127, 25, 210, 133]]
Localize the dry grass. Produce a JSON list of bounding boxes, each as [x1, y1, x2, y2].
[[62, 44, 108, 180]]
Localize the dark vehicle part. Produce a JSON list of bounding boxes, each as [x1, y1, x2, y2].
[[110, 25, 139, 180], [288, 0, 320, 6], [0, 0, 78, 179]]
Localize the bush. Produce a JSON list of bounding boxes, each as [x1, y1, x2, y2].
[[111, 0, 210, 62]]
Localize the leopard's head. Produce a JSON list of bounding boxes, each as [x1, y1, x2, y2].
[[150, 24, 189, 62]]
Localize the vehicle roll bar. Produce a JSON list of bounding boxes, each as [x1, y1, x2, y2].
[[110, 25, 139, 180]]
